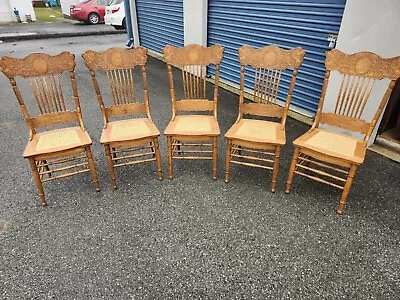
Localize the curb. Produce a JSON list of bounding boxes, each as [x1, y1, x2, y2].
[[0, 30, 126, 43]]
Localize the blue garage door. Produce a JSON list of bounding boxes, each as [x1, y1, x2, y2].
[[136, 0, 184, 53], [208, 0, 346, 114]]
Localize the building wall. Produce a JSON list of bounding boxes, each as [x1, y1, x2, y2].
[[183, 0, 207, 46], [323, 0, 400, 144], [0, 1, 13, 23], [129, 0, 140, 47], [132, 0, 400, 146], [8, 0, 37, 22], [135, 0, 184, 53]]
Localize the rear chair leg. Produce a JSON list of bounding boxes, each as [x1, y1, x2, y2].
[[86, 146, 100, 192], [153, 138, 163, 180], [43, 160, 51, 178], [177, 140, 182, 155], [337, 164, 358, 215], [150, 142, 156, 158], [37, 160, 50, 180], [212, 137, 218, 180], [237, 145, 242, 156], [28, 157, 47, 207], [285, 147, 300, 193], [271, 146, 281, 193], [225, 139, 232, 183], [167, 136, 173, 179], [104, 144, 117, 189]]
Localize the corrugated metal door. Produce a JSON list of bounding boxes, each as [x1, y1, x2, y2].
[[207, 0, 346, 114], [0, 1, 13, 22], [136, 0, 184, 53]]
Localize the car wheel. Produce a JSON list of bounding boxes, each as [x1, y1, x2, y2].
[[88, 13, 100, 25], [113, 25, 123, 30], [122, 18, 126, 29]]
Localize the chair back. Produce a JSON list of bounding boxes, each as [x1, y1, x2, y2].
[[163, 44, 224, 118], [82, 47, 151, 124], [238, 45, 305, 126], [316, 49, 400, 142], [0, 52, 83, 139]]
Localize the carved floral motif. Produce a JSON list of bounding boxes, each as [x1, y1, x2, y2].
[[325, 49, 400, 80], [82, 47, 148, 71], [238, 45, 305, 69], [0, 52, 75, 78], [163, 44, 224, 66]]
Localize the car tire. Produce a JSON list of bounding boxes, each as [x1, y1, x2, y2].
[[88, 12, 100, 25], [122, 18, 126, 29]]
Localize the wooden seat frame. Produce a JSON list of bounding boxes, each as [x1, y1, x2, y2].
[[0, 52, 100, 207], [82, 47, 162, 188], [285, 49, 400, 214], [225, 45, 305, 191], [163, 44, 224, 179]]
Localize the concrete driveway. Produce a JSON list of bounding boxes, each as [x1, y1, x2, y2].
[[0, 35, 399, 299]]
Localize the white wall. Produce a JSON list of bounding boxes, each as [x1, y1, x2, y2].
[[130, 0, 140, 47], [183, 0, 207, 46], [8, 0, 36, 22], [323, 0, 400, 144], [0, 1, 13, 23]]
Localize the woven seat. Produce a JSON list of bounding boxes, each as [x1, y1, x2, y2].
[[164, 115, 220, 136], [24, 127, 92, 157], [286, 49, 400, 215], [293, 129, 365, 164], [225, 119, 285, 145], [0, 52, 99, 207], [163, 44, 224, 180], [101, 118, 160, 143], [83, 47, 162, 188], [225, 45, 305, 192]]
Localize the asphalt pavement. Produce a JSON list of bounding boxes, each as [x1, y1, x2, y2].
[[0, 35, 399, 299]]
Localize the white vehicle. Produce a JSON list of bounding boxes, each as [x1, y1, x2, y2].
[[105, 0, 126, 30]]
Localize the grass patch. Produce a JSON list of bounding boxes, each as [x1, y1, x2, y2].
[[34, 7, 65, 23]]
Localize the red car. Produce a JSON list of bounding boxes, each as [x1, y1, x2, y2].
[[70, 0, 110, 25]]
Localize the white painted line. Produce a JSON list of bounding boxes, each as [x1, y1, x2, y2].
[[0, 32, 38, 38]]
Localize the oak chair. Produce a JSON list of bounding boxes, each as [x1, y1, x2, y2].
[[163, 44, 224, 179], [82, 47, 162, 188], [285, 49, 400, 214], [0, 52, 99, 207], [225, 45, 305, 191]]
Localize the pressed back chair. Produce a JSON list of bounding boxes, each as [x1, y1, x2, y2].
[[225, 45, 305, 192], [82, 47, 162, 188], [0, 52, 99, 207], [163, 44, 224, 179], [285, 49, 400, 214]]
